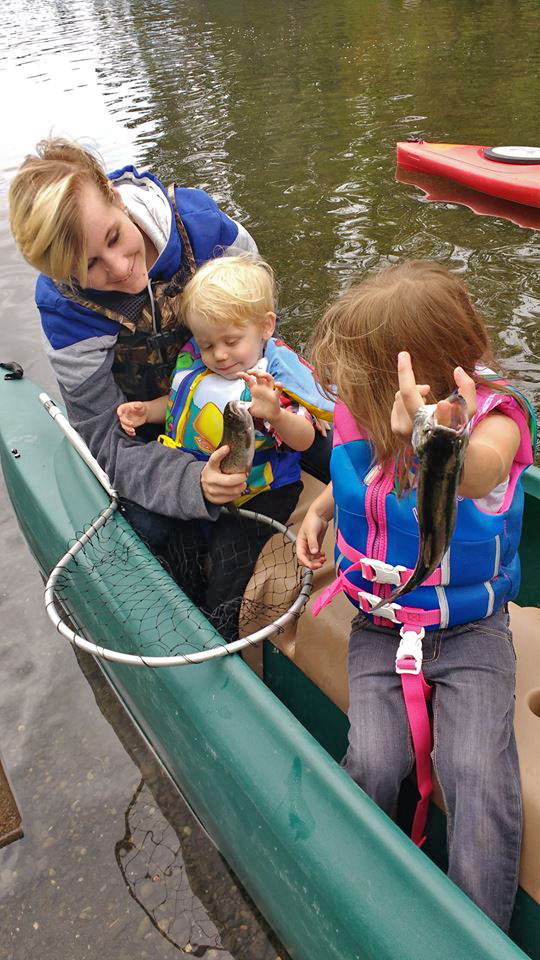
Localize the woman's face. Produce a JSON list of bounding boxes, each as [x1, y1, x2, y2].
[[76, 183, 149, 293]]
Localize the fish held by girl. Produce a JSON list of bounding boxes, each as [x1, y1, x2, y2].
[[373, 392, 470, 609], [219, 400, 256, 476]]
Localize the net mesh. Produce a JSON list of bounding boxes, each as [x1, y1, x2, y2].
[[50, 506, 306, 661]]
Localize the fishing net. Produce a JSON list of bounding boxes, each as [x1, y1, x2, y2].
[[46, 502, 311, 667], [40, 393, 312, 667]]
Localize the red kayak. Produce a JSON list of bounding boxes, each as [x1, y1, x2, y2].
[[396, 141, 540, 209]]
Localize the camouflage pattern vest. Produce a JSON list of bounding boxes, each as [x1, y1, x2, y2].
[[58, 184, 196, 401]]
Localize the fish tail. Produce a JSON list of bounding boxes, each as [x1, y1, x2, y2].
[[370, 570, 426, 612]]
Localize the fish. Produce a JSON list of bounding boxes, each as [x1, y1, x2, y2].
[[219, 400, 256, 476], [372, 392, 470, 611]]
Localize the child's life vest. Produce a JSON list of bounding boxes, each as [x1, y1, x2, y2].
[[315, 382, 536, 631], [159, 336, 334, 503]]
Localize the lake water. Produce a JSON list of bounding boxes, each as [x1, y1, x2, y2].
[[1, 1, 540, 956]]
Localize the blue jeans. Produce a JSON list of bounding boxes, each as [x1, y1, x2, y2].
[[343, 607, 521, 931]]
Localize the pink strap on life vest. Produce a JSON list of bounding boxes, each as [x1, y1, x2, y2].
[[312, 569, 441, 630], [399, 668, 433, 847], [395, 628, 433, 847], [336, 530, 443, 588]]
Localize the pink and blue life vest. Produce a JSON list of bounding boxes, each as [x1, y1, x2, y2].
[[159, 336, 334, 503], [317, 385, 536, 631]]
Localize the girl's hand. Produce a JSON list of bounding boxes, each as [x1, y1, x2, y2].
[[201, 446, 248, 504], [391, 351, 476, 440], [313, 416, 330, 437], [240, 370, 282, 423], [296, 508, 329, 569], [117, 401, 149, 436], [436, 365, 477, 426]]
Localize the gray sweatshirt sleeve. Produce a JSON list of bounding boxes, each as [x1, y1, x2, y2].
[[56, 347, 220, 521]]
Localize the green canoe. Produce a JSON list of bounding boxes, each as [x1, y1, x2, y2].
[[1, 373, 539, 960]]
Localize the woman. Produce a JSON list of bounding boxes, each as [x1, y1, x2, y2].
[[9, 137, 258, 575]]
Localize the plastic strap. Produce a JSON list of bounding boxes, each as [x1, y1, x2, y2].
[[397, 653, 433, 848]]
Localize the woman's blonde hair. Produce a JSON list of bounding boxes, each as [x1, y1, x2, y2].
[[180, 254, 276, 330], [310, 260, 502, 479], [9, 137, 119, 285]]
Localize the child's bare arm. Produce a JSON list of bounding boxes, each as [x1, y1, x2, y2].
[[117, 395, 169, 436], [296, 483, 334, 568], [458, 413, 520, 499], [270, 406, 315, 451]]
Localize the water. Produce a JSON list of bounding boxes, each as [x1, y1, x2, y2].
[[1, 0, 540, 956]]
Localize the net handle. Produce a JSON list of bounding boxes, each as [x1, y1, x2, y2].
[[39, 395, 313, 667], [39, 393, 118, 499]]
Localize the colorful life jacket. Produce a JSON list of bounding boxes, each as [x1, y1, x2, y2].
[[317, 384, 536, 632], [57, 184, 196, 401], [160, 336, 334, 503]]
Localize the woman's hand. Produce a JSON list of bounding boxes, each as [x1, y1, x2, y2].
[[200, 445, 248, 504], [296, 506, 329, 569], [391, 351, 476, 440], [117, 401, 149, 436], [240, 370, 282, 423]]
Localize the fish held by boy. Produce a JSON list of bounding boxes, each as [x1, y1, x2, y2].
[[219, 400, 256, 476], [373, 392, 470, 610]]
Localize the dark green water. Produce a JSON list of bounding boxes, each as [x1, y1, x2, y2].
[[1, 1, 540, 957]]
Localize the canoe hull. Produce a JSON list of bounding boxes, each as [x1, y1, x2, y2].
[[0, 375, 535, 960]]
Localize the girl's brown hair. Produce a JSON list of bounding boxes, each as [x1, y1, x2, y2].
[[9, 137, 119, 285], [310, 260, 505, 481]]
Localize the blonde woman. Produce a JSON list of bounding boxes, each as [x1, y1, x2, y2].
[[9, 137, 257, 578]]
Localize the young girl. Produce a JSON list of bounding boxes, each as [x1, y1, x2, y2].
[[118, 254, 333, 641], [296, 260, 535, 931]]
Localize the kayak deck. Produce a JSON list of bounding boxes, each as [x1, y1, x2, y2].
[[397, 142, 540, 209]]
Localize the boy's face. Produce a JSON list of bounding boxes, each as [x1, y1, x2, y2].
[[188, 312, 276, 380]]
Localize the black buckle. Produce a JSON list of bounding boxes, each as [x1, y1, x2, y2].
[[1, 361, 24, 380]]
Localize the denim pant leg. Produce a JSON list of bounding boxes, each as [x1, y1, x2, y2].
[[424, 609, 521, 931], [344, 616, 415, 818]]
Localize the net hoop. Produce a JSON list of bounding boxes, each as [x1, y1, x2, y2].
[[39, 393, 313, 668]]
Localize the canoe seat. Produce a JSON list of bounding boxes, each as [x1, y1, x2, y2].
[[243, 472, 540, 905]]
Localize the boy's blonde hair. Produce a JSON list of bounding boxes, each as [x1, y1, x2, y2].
[[9, 137, 119, 285], [310, 260, 502, 486], [181, 254, 276, 330]]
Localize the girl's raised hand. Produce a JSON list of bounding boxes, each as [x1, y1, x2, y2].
[[391, 351, 477, 440], [391, 352, 431, 441], [436, 365, 477, 426]]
